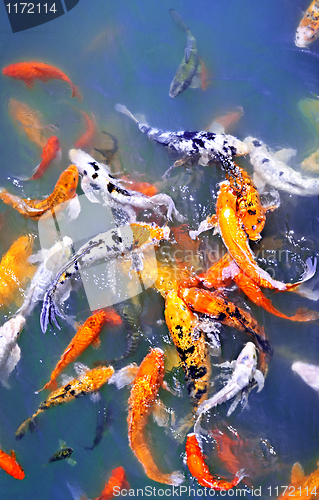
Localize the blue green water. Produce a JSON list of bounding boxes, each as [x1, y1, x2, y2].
[[1, 0, 319, 499]]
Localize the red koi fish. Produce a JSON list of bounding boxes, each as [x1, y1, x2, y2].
[[2, 61, 82, 101], [0, 449, 24, 480], [185, 433, 244, 490], [93, 466, 130, 500], [74, 111, 97, 149], [28, 136, 61, 180]]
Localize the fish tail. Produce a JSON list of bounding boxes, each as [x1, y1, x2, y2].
[[115, 104, 138, 123], [169, 9, 188, 32], [36, 379, 58, 393], [15, 417, 34, 440], [71, 85, 83, 102]]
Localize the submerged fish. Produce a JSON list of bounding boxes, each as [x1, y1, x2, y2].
[[8, 98, 48, 150], [169, 9, 199, 98], [28, 135, 61, 180], [85, 399, 112, 450], [295, 0, 319, 48], [74, 110, 97, 150], [2, 61, 82, 100], [278, 461, 319, 500], [0, 448, 24, 480], [93, 466, 130, 500], [292, 361, 319, 393], [48, 440, 75, 465], [0, 165, 79, 220]]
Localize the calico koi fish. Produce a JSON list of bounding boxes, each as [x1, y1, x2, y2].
[[115, 104, 249, 167], [8, 98, 48, 149], [164, 290, 211, 406], [0, 165, 79, 220], [127, 348, 184, 485], [40, 222, 170, 332], [15, 365, 115, 439], [68, 148, 184, 222], [28, 136, 61, 180], [93, 466, 130, 500], [39, 308, 122, 392], [2, 61, 82, 100], [169, 9, 199, 98], [185, 433, 245, 490], [74, 111, 97, 150], [0, 448, 25, 480], [278, 461, 319, 500], [295, 0, 319, 47]]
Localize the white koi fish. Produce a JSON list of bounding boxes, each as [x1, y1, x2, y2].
[[292, 361, 319, 393]]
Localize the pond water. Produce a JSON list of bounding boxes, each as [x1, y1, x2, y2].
[[1, 1, 319, 499]]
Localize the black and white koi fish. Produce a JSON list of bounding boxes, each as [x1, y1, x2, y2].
[[68, 149, 184, 222], [115, 104, 249, 167], [40, 222, 170, 333]]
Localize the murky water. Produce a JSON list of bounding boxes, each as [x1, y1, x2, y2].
[[1, 1, 319, 499]]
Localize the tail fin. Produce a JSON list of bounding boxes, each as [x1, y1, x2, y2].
[[15, 417, 34, 440], [169, 9, 188, 32], [36, 379, 58, 394], [115, 104, 138, 123], [287, 257, 319, 299]]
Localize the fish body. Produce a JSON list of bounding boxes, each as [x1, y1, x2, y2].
[[0, 165, 78, 220], [40, 221, 170, 332], [8, 98, 48, 149], [278, 462, 319, 500], [164, 290, 211, 406], [40, 309, 121, 392], [15, 365, 114, 439], [128, 348, 184, 486], [292, 361, 319, 393], [0, 449, 24, 480], [94, 466, 130, 500], [295, 0, 319, 47], [185, 433, 244, 490], [115, 104, 249, 165], [2, 61, 82, 100], [169, 9, 199, 98], [74, 111, 97, 149], [29, 136, 61, 180], [48, 447, 73, 463]]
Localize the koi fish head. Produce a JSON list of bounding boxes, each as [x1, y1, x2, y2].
[[236, 342, 258, 372], [59, 165, 79, 198]]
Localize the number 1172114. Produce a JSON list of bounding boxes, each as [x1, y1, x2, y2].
[[6, 3, 57, 14]]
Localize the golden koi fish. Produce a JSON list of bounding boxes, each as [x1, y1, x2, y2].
[[8, 98, 48, 149]]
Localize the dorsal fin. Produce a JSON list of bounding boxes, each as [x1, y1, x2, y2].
[[291, 462, 304, 482]]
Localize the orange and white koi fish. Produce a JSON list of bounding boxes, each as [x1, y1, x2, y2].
[[28, 136, 61, 180], [185, 433, 245, 490], [127, 348, 184, 485], [0, 448, 25, 480], [39, 309, 122, 392], [295, 0, 319, 47], [16, 364, 115, 439], [0, 235, 36, 309], [278, 461, 319, 500], [2, 61, 82, 101], [0, 165, 79, 220], [74, 111, 97, 149], [93, 466, 130, 500], [8, 98, 48, 149]]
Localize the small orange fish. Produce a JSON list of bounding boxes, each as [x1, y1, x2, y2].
[[278, 461, 319, 500], [39, 309, 122, 392], [199, 57, 211, 91], [29, 136, 61, 180], [0, 235, 36, 308], [2, 61, 82, 101], [185, 433, 244, 490], [121, 175, 158, 197], [93, 466, 130, 500], [8, 98, 48, 149], [128, 348, 183, 485], [0, 449, 25, 480], [74, 111, 97, 149], [0, 164, 78, 220]]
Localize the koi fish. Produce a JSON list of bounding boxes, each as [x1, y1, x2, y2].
[[185, 433, 245, 490], [295, 0, 319, 47], [84, 398, 112, 450], [121, 175, 158, 197], [198, 57, 211, 91], [15, 365, 115, 439], [2, 61, 82, 100], [93, 466, 130, 500], [0, 448, 24, 480], [127, 348, 184, 485], [8, 98, 48, 149], [28, 136, 61, 180], [0, 235, 36, 309], [298, 98, 319, 136], [206, 107, 244, 134], [301, 148, 319, 172], [74, 111, 97, 150], [169, 9, 199, 98], [292, 361, 319, 393], [68, 149, 184, 222], [48, 440, 75, 465], [195, 343, 264, 427], [278, 462, 319, 500], [116, 104, 249, 166], [111, 297, 143, 363], [39, 308, 122, 392], [164, 290, 211, 406], [0, 165, 79, 220], [40, 222, 170, 332]]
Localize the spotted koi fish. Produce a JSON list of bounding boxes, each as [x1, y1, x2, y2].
[[15, 365, 114, 439], [185, 433, 245, 490], [40, 222, 170, 332], [0, 165, 78, 220], [295, 0, 319, 47], [127, 348, 184, 485], [0, 448, 25, 480]]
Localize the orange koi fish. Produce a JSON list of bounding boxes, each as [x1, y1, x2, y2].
[[207, 107, 244, 134], [127, 348, 184, 485], [74, 111, 97, 149], [278, 461, 319, 500], [0, 449, 25, 480], [164, 291, 211, 406], [295, 0, 319, 47], [121, 175, 158, 197], [39, 309, 122, 392], [0, 165, 78, 220], [0, 235, 36, 308], [198, 57, 211, 91], [8, 98, 48, 149], [93, 466, 130, 500], [16, 365, 115, 439], [28, 136, 61, 180], [2, 61, 82, 101], [185, 433, 245, 490]]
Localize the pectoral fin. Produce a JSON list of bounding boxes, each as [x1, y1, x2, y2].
[[152, 399, 175, 427], [254, 369, 265, 392], [291, 462, 304, 482], [92, 338, 101, 349]]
